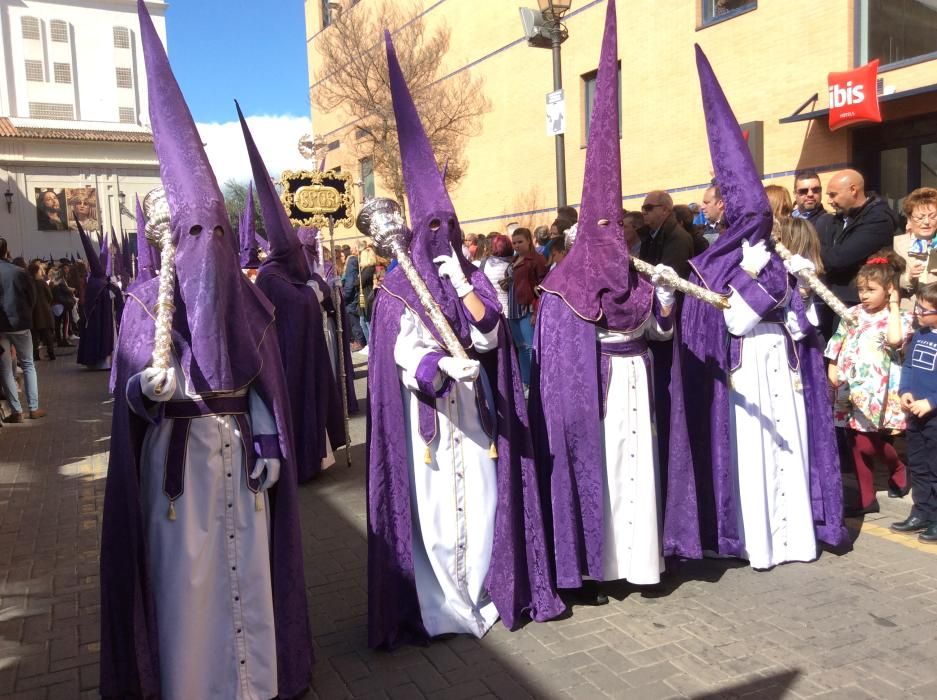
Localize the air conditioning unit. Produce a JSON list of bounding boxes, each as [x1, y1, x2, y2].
[[519, 7, 552, 49]]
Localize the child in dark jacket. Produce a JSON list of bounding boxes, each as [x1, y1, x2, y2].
[[894, 282, 937, 541]]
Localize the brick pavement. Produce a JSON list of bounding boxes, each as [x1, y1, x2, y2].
[[4, 348, 937, 698]]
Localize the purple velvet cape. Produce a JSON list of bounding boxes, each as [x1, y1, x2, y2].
[[366, 270, 566, 649], [256, 261, 345, 481], [99, 277, 313, 699], [530, 293, 692, 585]]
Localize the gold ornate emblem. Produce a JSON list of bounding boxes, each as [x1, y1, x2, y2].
[[280, 169, 355, 229]]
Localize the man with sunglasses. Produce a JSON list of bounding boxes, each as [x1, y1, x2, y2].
[[791, 169, 833, 238], [638, 189, 694, 279]]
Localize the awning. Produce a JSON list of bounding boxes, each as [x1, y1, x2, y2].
[[779, 82, 937, 124]]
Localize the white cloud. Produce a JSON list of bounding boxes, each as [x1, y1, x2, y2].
[[195, 114, 313, 188]]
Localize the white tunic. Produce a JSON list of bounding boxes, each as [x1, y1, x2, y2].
[[132, 361, 279, 700], [599, 314, 672, 584], [723, 289, 818, 570], [395, 307, 501, 638]]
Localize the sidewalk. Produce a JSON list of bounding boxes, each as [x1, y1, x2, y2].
[[3, 349, 937, 698]]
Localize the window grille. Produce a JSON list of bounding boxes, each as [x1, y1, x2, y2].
[[54, 63, 71, 84], [113, 26, 130, 49], [50, 20, 68, 42], [25, 60, 44, 82], [28, 102, 74, 120], [115, 67, 133, 89], [21, 17, 40, 40]]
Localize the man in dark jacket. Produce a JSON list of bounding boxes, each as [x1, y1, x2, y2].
[[639, 190, 695, 278], [819, 168, 899, 340], [792, 169, 834, 238], [342, 248, 366, 349], [0, 238, 45, 421]]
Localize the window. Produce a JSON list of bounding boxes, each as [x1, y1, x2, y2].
[[113, 26, 130, 49], [701, 0, 756, 25], [54, 63, 71, 84], [50, 20, 68, 43], [863, 0, 937, 68], [25, 60, 44, 82], [119, 107, 136, 124], [115, 67, 133, 89], [582, 62, 622, 141], [21, 16, 40, 40], [360, 157, 375, 201], [28, 102, 74, 120]]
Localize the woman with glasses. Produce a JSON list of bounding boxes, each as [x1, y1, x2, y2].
[[894, 187, 937, 310]]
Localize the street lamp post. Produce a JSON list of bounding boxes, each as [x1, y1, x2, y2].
[[537, 0, 571, 208]]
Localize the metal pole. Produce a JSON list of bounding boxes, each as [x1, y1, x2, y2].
[[551, 22, 567, 208], [328, 216, 352, 467]]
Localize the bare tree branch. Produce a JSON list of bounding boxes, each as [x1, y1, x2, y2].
[[311, 1, 490, 207]]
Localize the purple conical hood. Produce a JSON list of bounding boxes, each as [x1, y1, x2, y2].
[[236, 101, 307, 281], [689, 45, 779, 293], [384, 30, 477, 345], [134, 195, 158, 283], [75, 217, 105, 279], [104, 231, 114, 278], [137, 0, 276, 394], [540, 0, 652, 331], [239, 182, 261, 269]]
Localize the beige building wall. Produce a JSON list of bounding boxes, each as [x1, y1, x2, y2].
[[307, 0, 937, 233]]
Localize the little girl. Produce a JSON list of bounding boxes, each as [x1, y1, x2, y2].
[[825, 251, 914, 516]]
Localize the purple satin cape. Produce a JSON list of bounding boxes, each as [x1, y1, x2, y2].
[[530, 293, 693, 585], [663, 271, 850, 558], [366, 288, 565, 649], [256, 261, 343, 482], [99, 278, 313, 698]]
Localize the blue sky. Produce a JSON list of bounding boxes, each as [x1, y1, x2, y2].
[[163, 1, 314, 184], [165, 1, 310, 123]]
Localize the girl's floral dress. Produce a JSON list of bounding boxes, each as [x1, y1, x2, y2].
[[824, 305, 913, 432]]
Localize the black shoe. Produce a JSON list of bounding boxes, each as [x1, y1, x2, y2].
[[844, 500, 880, 518], [888, 484, 911, 498], [579, 580, 609, 606], [890, 515, 930, 533], [919, 523, 937, 544]]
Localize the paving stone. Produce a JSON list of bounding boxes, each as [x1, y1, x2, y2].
[[10, 349, 937, 698]]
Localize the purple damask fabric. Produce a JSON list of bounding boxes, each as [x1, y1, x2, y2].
[[663, 45, 848, 558], [75, 219, 117, 369], [539, 0, 652, 333], [239, 182, 262, 270]]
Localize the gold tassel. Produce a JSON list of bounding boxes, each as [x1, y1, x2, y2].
[[255, 492, 264, 512], [424, 444, 432, 464], [488, 440, 498, 459], [167, 501, 176, 521]]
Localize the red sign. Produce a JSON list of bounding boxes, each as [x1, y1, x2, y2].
[[827, 60, 881, 131]]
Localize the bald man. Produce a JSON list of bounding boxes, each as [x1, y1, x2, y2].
[[639, 190, 694, 279], [818, 168, 899, 339]]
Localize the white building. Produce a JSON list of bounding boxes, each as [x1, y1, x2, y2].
[[0, 0, 167, 260]]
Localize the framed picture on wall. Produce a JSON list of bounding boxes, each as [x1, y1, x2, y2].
[[35, 188, 68, 231], [65, 187, 100, 232]]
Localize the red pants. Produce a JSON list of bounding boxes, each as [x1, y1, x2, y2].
[[846, 429, 906, 508]]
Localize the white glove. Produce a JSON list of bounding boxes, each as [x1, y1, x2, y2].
[[651, 264, 676, 307], [140, 367, 176, 402], [740, 240, 771, 277], [433, 246, 474, 297], [306, 279, 324, 303], [438, 356, 480, 382], [783, 254, 816, 277], [250, 457, 281, 490]]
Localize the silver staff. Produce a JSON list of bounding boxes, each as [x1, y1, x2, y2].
[[356, 198, 469, 360], [771, 235, 854, 326], [326, 217, 352, 468], [565, 221, 730, 310]]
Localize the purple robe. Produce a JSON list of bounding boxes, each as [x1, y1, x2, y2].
[[256, 262, 343, 481], [99, 278, 313, 698], [367, 276, 566, 649], [75, 223, 119, 369], [308, 270, 360, 417]]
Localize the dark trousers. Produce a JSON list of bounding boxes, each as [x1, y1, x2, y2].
[[32, 329, 55, 360], [846, 429, 906, 508], [346, 308, 365, 345], [906, 414, 937, 521]]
